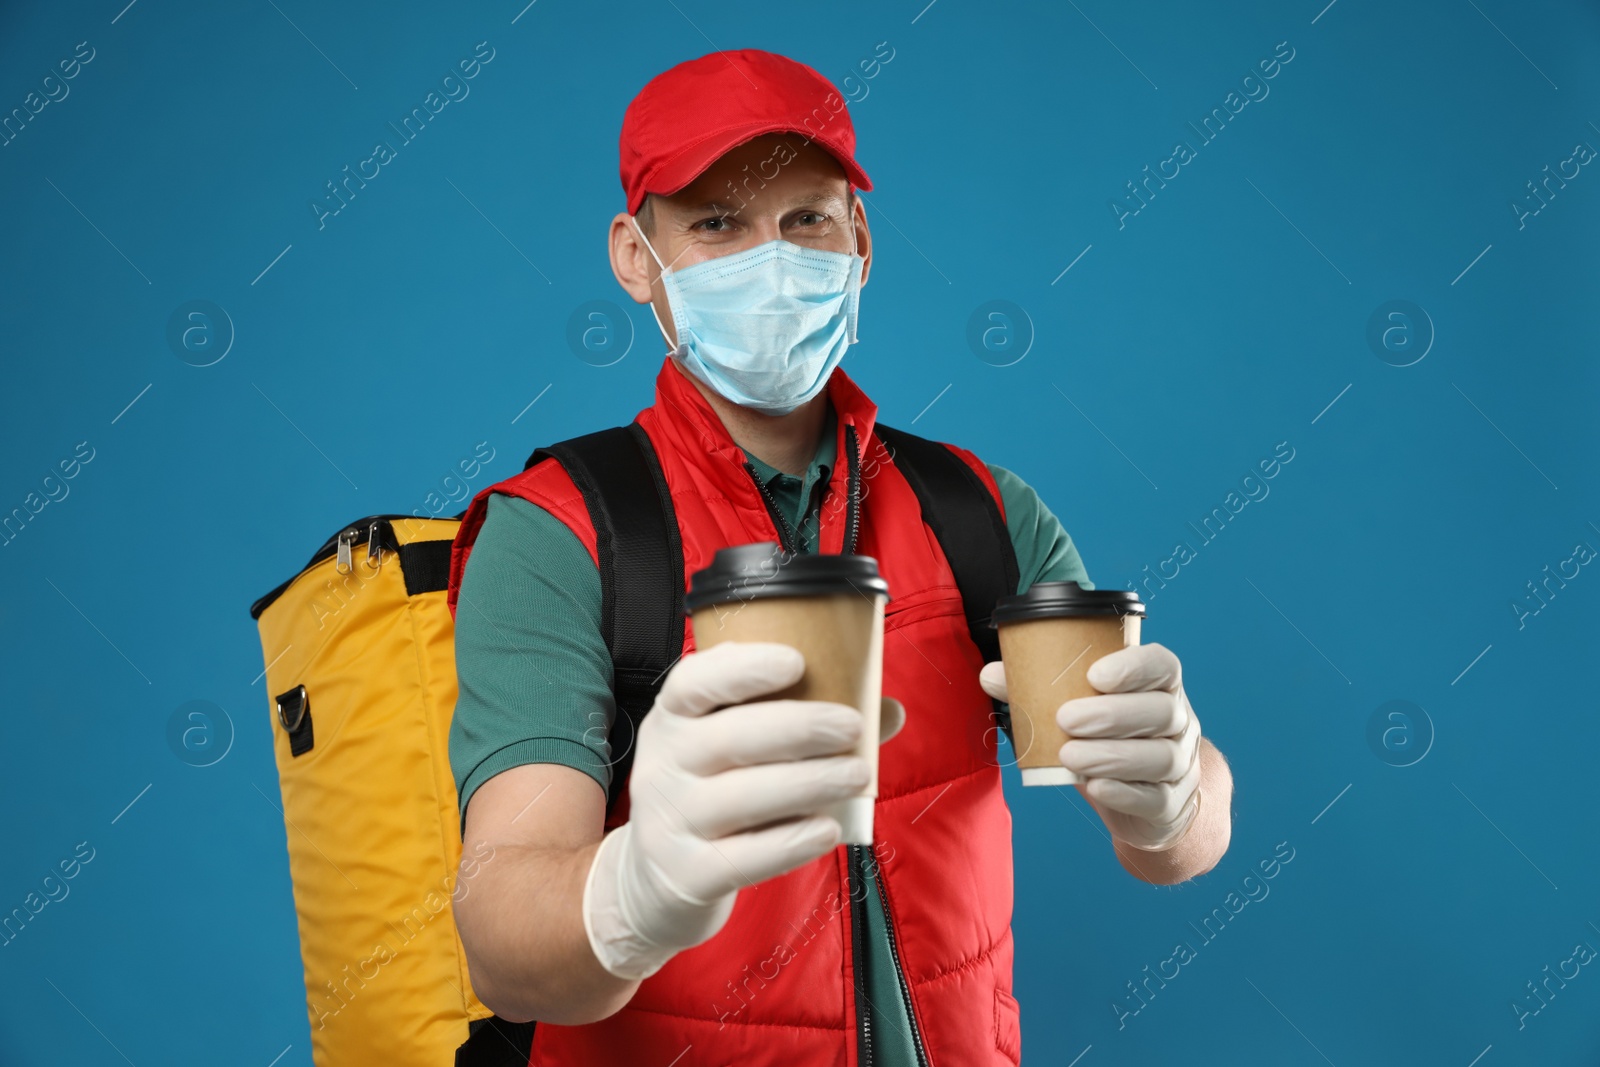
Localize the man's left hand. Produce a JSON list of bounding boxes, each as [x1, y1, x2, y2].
[[979, 643, 1203, 852]]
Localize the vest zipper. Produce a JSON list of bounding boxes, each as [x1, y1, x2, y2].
[[849, 845, 874, 1067], [842, 424, 861, 556], [744, 461, 801, 554], [742, 427, 881, 1063], [868, 844, 931, 1067], [740, 422, 862, 556]]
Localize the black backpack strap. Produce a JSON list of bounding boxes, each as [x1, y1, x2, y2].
[[456, 425, 681, 1064], [873, 423, 1021, 748], [526, 422, 685, 816], [455, 1015, 538, 1067]]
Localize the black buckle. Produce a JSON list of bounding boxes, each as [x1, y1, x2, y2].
[[276, 685, 308, 732], [275, 685, 314, 756]]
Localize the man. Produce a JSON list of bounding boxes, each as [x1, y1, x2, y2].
[[447, 48, 1233, 1065]]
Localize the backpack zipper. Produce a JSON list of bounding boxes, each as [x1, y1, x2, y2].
[[250, 513, 427, 619], [299, 515, 405, 571]]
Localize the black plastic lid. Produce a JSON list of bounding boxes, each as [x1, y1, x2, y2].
[[989, 580, 1145, 625], [685, 541, 890, 612]]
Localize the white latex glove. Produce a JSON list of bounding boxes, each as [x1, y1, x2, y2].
[[583, 640, 905, 980], [979, 642, 1202, 852]]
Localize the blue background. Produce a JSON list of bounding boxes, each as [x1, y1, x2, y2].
[[3, 1, 1597, 1063]]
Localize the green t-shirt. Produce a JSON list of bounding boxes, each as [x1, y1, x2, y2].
[[450, 410, 1092, 1061]]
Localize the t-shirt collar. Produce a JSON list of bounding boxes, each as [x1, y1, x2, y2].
[[641, 356, 878, 539], [741, 404, 838, 492]]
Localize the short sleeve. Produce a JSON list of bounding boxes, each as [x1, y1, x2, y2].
[[986, 463, 1094, 594], [450, 492, 615, 833]]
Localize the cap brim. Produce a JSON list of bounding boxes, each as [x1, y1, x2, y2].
[[632, 120, 872, 214]]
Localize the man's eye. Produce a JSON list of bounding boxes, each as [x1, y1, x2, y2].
[[698, 216, 731, 232]]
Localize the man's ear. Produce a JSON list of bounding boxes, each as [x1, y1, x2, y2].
[[609, 212, 655, 304], [852, 195, 872, 288]]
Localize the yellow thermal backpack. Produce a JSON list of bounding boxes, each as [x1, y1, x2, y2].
[[247, 422, 1018, 1066], [250, 512, 494, 1065], [247, 423, 694, 1067]]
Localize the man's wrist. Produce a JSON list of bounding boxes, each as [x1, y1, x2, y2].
[[580, 825, 677, 981], [1117, 786, 1203, 853], [1112, 738, 1233, 884]]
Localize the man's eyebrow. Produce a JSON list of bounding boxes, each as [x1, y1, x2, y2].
[[783, 193, 845, 207]]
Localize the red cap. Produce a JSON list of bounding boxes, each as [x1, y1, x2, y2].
[[619, 49, 873, 216]]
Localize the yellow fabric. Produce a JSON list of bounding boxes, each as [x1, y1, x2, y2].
[[254, 517, 493, 1066]]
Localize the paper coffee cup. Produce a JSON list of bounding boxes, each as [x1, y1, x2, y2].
[[990, 581, 1146, 786], [685, 542, 889, 845]]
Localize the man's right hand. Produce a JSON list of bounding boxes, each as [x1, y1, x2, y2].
[[581, 641, 887, 980]]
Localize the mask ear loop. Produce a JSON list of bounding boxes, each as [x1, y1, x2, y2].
[[844, 194, 863, 343], [630, 214, 681, 356]]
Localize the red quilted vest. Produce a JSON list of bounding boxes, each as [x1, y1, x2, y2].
[[448, 356, 1023, 1066]]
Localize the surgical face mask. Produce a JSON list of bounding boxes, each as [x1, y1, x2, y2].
[[631, 214, 864, 416]]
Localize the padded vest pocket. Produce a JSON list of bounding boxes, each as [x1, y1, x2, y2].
[[994, 987, 1022, 1064]]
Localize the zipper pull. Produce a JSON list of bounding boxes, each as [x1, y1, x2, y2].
[[335, 528, 355, 574], [365, 520, 385, 570]]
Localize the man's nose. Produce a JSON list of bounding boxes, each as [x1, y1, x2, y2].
[[744, 217, 785, 246]]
